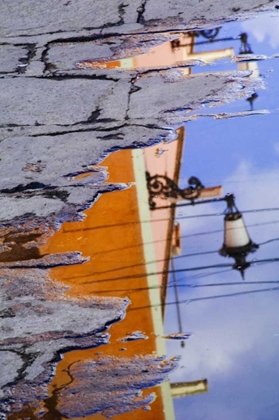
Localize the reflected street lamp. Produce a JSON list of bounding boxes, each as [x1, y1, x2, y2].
[[219, 194, 259, 278], [239, 32, 253, 54], [145, 173, 259, 278], [145, 172, 204, 210]]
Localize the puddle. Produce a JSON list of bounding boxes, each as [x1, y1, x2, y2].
[[2, 6, 279, 420], [77, 33, 202, 71], [75, 24, 275, 75], [39, 143, 182, 419]]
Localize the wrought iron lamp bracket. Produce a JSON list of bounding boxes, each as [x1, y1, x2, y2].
[[146, 172, 204, 210]]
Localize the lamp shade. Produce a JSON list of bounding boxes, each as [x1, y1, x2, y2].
[[219, 194, 258, 257], [219, 195, 259, 279], [223, 212, 250, 250]]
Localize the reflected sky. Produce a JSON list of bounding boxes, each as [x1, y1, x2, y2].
[[164, 15, 279, 420]]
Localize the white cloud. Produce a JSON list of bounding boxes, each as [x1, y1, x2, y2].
[[167, 160, 279, 385], [223, 161, 279, 247], [177, 160, 279, 260], [166, 280, 279, 387], [242, 15, 279, 49]]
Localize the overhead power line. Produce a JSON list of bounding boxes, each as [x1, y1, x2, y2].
[[63, 207, 279, 232], [79, 257, 279, 285], [89, 279, 279, 296], [130, 285, 279, 312]]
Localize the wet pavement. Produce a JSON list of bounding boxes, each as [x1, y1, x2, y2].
[[1, 1, 279, 419]]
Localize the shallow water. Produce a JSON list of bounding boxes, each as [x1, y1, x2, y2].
[[2, 8, 279, 420]]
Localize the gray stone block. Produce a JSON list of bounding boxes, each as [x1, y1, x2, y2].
[[0, 77, 129, 125]]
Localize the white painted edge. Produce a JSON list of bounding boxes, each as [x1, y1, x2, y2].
[[132, 148, 175, 420]]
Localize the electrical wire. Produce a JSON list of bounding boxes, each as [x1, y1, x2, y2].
[[78, 257, 279, 285], [129, 285, 279, 311], [86, 276, 279, 296], [62, 207, 279, 232]]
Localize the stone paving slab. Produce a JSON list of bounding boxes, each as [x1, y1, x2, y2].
[[1, 0, 276, 42], [45, 32, 177, 72], [0, 70, 263, 223], [0, 77, 129, 125], [0, 45, 29, 73], [128, 70, 262, 121], [0, 0, 123, 38], [0, 125, 169, 190], [143, 0, 277, 29], [57, 355, 180, 418], [0, 268, 128, 406]]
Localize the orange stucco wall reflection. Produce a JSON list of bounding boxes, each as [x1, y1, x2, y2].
[[40, 149, 168, 420], [78, 34, 194, 72]]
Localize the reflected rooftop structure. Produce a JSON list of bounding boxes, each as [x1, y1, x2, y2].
[[39, 127, 211, 419], [78, 32, 235, 72]]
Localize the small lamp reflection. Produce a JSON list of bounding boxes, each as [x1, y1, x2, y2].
[[219, 194, 259, 279], [239, 33, 253, 54], [246, 92, 258, 111]]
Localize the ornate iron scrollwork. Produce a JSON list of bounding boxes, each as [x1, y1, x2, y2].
[[146, 172, 204, 210], [199, 28, 220, 40], [186, 27, 221, 41], [171, 27, 221, 50]]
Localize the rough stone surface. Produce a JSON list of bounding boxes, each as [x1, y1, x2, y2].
[[128, 70, 262, 121], [142, 0, 277, 29], [0, 0, 276, 40], [0, 73, 262, 219], [0, 352, 23, 397], [46, 32, 179, 70], [0, 0, 121, 38], [0, 268, 128, 414], [0, 45, 28, 73], [57, 355, 180, 418], [0, 251, 87, 269], [0, 78, 128, 126]]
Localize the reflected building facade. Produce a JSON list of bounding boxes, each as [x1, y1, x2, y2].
[[41, 132, 185, 419], [38, 33, 245, 419]]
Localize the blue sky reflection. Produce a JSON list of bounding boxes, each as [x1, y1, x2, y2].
[[164, 14, 279, 420]]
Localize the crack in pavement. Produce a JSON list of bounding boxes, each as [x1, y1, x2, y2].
[[16, 43, 37, 74], [136, 0, 148, 23], [118, 2, 129, 25], [30, 124, 128, 137]]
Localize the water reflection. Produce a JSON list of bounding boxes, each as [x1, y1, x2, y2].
[[35, 126, 221, 419], [40, 122, 279, 419], [78, 30, 238, 71], [77, 27, 258, 80], [0, 232, 41, 262], [39, 138, 184, 419], [4, 16, 279, 420]]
